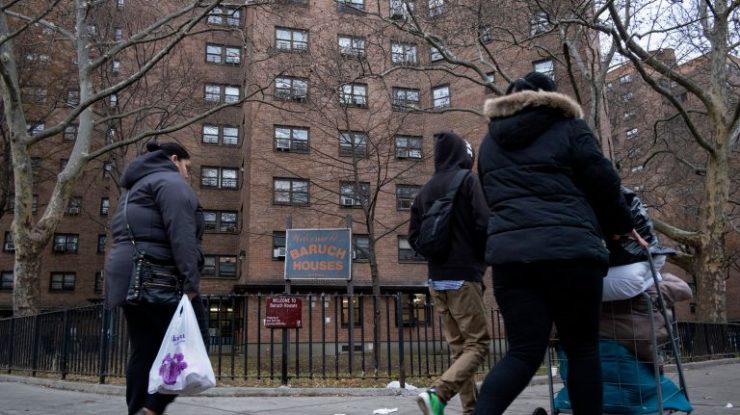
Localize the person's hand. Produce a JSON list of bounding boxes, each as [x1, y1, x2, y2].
[[630, 229, 649, 248]]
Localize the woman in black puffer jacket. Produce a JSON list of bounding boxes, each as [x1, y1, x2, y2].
[[474, 72, 643, 415]]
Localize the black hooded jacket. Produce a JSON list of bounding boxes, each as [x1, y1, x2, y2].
[[104, 150, 204, 308], [408, 132, 489, 282], [478, 90, 634, 266]]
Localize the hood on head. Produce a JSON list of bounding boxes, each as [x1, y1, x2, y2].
[[434, 131, 472, 172], [483, 90, 583, 149], [120, 150, 178, 189]]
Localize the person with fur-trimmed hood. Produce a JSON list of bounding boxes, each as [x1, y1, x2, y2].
[[473, 72, 645, 415]]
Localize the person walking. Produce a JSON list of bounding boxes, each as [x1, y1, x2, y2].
[[104, 142, 205, 415], [409, 131, 490, 415], [474, 72, 640, 415]]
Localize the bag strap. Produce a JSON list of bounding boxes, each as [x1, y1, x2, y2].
[[123, 190, 136, 247], [445, 169, 470, 201]]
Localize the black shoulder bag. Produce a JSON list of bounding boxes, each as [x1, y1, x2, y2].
[[124, 190, 183, 306], [414, 169, 470, 259]]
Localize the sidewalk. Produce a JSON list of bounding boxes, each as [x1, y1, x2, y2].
[[1, 359, 738, 414]]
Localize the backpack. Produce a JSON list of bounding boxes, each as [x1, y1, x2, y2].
[[414, 169, 470, 259]]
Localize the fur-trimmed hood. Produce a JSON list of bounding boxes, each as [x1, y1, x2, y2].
[[483, 90, 583, 149], [483, 90, 583, 119]]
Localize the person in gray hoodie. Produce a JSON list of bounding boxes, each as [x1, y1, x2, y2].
[[104, 142, 204, 415]]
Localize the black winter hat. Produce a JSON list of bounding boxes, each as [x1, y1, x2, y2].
[[506, 71, 557, 94]]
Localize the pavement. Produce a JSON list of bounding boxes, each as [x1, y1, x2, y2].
[[0, 359, 739, 414]]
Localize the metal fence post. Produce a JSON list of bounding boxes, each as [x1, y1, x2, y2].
[[98, 307, 111, 384], [60, 310, 70, 380], [31, 315, 40, 377], [6, 317, 14, 374], [395, 292, 405, 389]]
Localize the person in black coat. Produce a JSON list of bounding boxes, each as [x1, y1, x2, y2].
[[474, 72, 643, 415], [104, 142, 205, 415], [408, 131, 490, 414]]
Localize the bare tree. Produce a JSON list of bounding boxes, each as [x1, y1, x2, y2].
[[0, 0, 269, 316]]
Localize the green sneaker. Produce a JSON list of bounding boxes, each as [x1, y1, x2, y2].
[[417, 389, 446, 415]]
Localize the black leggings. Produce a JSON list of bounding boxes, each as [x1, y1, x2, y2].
[[474, 261, 606, 415]]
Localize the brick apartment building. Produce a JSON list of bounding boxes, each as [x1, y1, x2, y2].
[[605, 49, 740, 322], [0, 0, 594, 330]]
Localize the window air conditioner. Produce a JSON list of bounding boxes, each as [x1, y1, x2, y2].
[[273, 247, 286, 258], [341, 196, 355, 207]]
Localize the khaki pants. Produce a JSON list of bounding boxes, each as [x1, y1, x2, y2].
[[430, 281, 490, 414]]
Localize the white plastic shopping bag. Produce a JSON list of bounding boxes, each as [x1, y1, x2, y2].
[[148, 296, 216, 395]]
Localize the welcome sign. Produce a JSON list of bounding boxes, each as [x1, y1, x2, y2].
[[284, 228, 352, 280]]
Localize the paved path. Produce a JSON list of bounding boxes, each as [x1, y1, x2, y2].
[[1, 360, 738, 414]]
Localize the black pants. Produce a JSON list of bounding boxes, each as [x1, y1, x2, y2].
[[474, 261, 606, 415], [123, 297, 209, 414]]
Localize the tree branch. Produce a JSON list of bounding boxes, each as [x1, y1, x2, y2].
[[654, 218, 701, 246]]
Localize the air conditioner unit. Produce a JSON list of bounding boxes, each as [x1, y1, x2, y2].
[[341, 197, 355, 207], [352, 250, 357, 259], [408, 149, 422, 159], [273, 247, 286, 258], [276, 142, 290, 151]]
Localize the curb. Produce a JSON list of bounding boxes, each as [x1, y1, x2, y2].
[[2, 357, 738, 397]]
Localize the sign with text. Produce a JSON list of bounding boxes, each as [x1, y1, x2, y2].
[[284, 228, 352, 280], [264, 296, 303, 328]]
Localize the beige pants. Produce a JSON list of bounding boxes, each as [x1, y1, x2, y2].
[[430, 281, 490, 414]]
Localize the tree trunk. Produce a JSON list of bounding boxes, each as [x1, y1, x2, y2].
[[369, 255, 381, 377], [12, 241, 43, 316]]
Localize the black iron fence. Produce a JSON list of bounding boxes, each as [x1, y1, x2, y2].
[[1, 293, 738, 386]]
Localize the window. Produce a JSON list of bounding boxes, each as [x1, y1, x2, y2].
[[112, 59, 121, 74], [64, 124, 78, 141], [105, 127, 117, 144], [338, 35, 366, 57], [337, 0, 365, 12], [392, 87, 420, 111], [60, 159, 68, 172], [274, 126, 309, 152], [205, 44, 241, 65], [341, 296, 362, 327], [116, 0, 124, 9], [25, 52, 50, 64], [390, 0, 415, 18], [530, 11, 550, 35], [207, 7, 241, 26], [204, 84, 240, 103], [398, 236, 424, 261], [202, 255, 237, 278], [533, 59, 554, 80], [630, 165, 644, 173], [395, 135, 423, 159], [339, 131, 368, 157], [352, 235, 370, 261], [203, 210, 238, 232], [622, 91, 634, 102], [340, 181, 370, 208], [52, 234, 79, 254], [273, 178, 310, 206], [100, 197, 110, 215], [485, 72, 496, 94], [50, 272, 75, 291], [626, 128, 638, 140], [0, 271, 12, 291], [29, 122, 45, 136], [11, 194, 39, 214], [97, 234, 106, 254], [65, 197, 81, 216], [624, 111, 636, 120], [24, 86, 47, 104], [94, 271, 104, 293], [479, 25, 492, 43], [400, 293, 429, 326], [428, 0, 444, 17], [103, 162, 113, 178], [275, 27, 309, 52], [274, 76, 309, 102], [432, 85, 450, 109], [109, 94, 117, 107], [430, 46, 443, 62], [619, 74, 633, 84], [396, 185, 420, 210], [114, 27, 123, 42], [391, 42, 418, 65], [339, 83, 368, 107], [66, 89, 80, 106], [202, 124, 239, 145], [3, 232, 14, 253], [272, 231, 286, 259], [201, 167, 239, 189], [31, 157, 42, 174]]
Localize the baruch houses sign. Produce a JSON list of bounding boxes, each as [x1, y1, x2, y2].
[[284, 228, 352, 280]]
